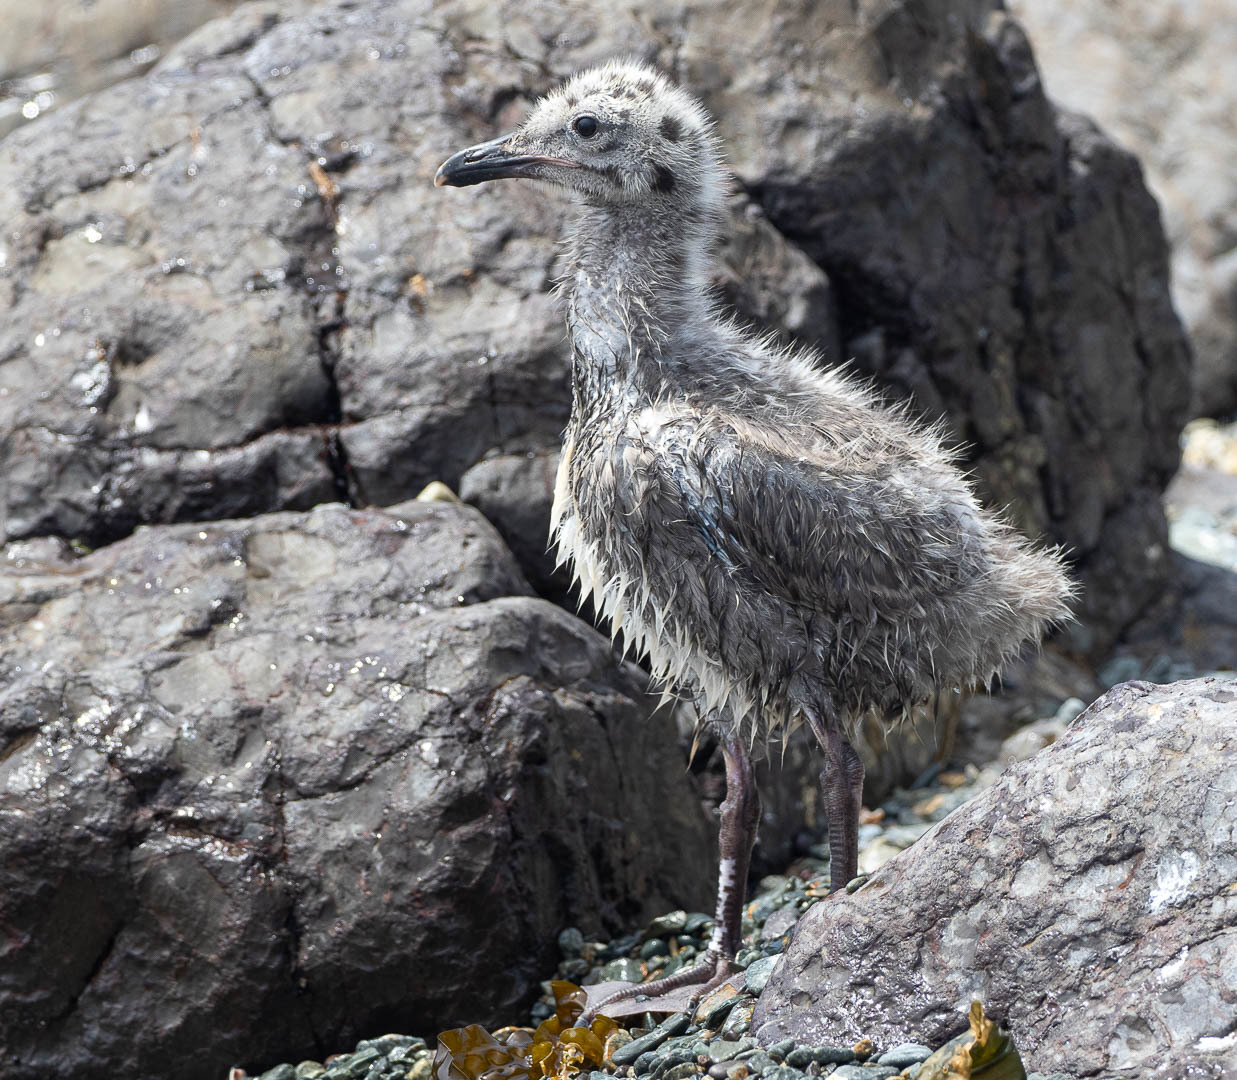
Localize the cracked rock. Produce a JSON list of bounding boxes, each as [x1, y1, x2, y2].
[[0, 501, 715, 1080]]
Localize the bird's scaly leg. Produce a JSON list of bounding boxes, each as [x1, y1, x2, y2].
[[804, 706, 865, 891], [582, 735, 760, 1022]]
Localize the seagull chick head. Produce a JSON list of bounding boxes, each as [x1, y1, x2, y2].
[[435, 60, 723, 210]]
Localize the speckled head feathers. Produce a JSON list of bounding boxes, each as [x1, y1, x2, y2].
[[436, 60, 726, 212]]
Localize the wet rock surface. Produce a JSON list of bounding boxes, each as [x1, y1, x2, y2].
[[0, 0, 1189, 653], [0, 500, 715, 1080], [752, 678, 1237, 1078]]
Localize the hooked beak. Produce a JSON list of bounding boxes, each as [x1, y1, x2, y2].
[[434, 134, 582, 188]]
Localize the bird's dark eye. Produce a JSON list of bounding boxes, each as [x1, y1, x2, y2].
[[572, 114, 599, 138]]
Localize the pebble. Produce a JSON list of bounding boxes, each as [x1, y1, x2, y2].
[[559, 926, 585, 958], [664, 1065, 703, 1080], [697, 984, 742, 1028], [295, 1065, 325, 1079], [259, 1067, 296, 1080], [707, 1038, 755, 1062], [766, 1039, 796, 1063], [613, 1013, 692, 1066], [646, 911, 689, 938], [720, 1000, 756, 1040], [742, 955, 781, 995], [785, 1046, 855, 1068], [831, 1067, 899, 1080], [734, 1049, 775, 1074], [762, 1068, 805, 1080], [876, 1043, 933, 1069]]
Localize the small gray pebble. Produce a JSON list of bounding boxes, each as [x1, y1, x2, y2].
[[734, 1050, 774, 1074], [762, 1068, 805, 1080], [590, 1072, 612, 1080], [641, 937, 669, 959], [362, 1065, 384, 1080], [664, 1065, 703, 1080], [603, 958, 645, 983], [295, 1065, 326, 1079], [786, 1047, 854, 1069], [559, 926, 586, 957], [259, 1067, 296, 1080], [830, 1069, 888, 1080], [647, 910, 689, 937], [701, 994, 740, 1029], [743, 956, 781, 995], [766, 1040, 795, 1063], [876, 1044, 933, 1069], [707, 1038, 755, 1063], [683, 913, 714, 935], [720, 1000, 755, 1041], [632, 1050, 660, 1073], [651, 1050, 697, 1079], [833, 1069, 898, 1080], [734, 948, 761, 969]]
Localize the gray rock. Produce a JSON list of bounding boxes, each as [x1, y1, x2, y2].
[[831, 1068, 898, 1080], [0, 501, 715, 1080], [761, 1069, 804, 1080], [1007, 0, 1237, 419], [0, 0, 1188, 657], [876, 1043, 933, 1068], [743, 956, 782, 996], [753, 679, 1237, 1077], [612, 1013, 692, 1067], [783, 1046, 854, 1068], [459, 450, 567, 600]]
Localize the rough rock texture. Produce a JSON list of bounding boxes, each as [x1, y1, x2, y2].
[[752, 678, 1237, 1078], [1008, 0, 1237, 420], [0, 0, 1188, 652], [0, 501, 715, 1080], [0, 0, 267, 138]]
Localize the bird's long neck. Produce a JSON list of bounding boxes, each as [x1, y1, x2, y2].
[[564, 199, 718, 411]]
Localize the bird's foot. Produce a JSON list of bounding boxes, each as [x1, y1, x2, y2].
[[580, 950, 739, 1023]]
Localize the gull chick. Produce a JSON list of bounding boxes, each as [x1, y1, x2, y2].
[[436, 60, 1074, 1011]]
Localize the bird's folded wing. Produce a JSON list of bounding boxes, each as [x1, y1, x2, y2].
[[620, 417, 970, 618]]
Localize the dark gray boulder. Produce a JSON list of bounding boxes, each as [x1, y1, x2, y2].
[[0, 501, 715, 1080], [752, 678, 1237, 1078], [0, 0, 1188, 652]]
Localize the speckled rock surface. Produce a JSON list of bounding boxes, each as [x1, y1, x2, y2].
[[0, 501, 715, 1080], [0, 0, 1188, 653], [752, 678, 1237, 1077]]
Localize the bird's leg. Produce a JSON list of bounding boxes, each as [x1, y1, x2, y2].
[[581, 734, 759, 1021], [803, 707, 865, 892]]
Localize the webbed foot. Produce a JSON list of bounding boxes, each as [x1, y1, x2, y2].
[[580, 949, 739, 1023]]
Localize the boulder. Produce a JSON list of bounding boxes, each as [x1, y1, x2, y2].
[[1007, 0, 1237, 420], [0, 501, 715, 1080], [752, 678, 1237, 1078], [0, 0, 1189, 652]]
